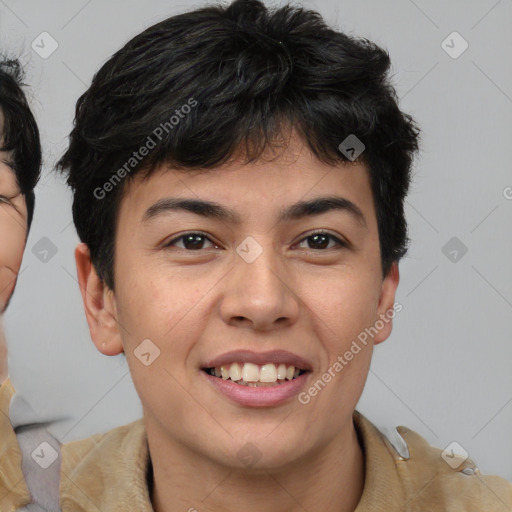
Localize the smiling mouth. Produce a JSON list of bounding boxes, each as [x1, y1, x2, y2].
[[202, 362, 308, 387]]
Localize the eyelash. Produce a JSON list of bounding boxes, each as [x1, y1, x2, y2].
[[164, 230, 348, 251], [0, 192, 19, 201]]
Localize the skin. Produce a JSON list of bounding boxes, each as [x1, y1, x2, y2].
[[0, 149, 29, 385], [76, 132, 399, 512]]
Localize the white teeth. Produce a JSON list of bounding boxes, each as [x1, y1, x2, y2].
[[276, 364, 287, 380], [260, 364, 278, 382], [242, 363, 260, 382], [229, 362, 242, 381], [209, 362, 304, 384]]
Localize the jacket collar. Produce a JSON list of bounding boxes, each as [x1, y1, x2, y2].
[[352, 410, 407, 511], [60, 409, 408, 511]]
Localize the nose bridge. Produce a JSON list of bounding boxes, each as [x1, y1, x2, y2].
[[237, 235, 282, 291], [221, 235, 299, 328]]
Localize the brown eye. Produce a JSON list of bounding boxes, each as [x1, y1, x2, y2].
[[164, 232, 217, 250], [296, 231, 347, 250]]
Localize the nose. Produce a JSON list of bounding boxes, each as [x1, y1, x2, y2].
[[219, 239, 300, 331]]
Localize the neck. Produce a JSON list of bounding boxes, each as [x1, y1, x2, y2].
[[148, 415, 365, 512]]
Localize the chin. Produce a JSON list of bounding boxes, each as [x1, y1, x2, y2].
[[213, 429, 312, 471]]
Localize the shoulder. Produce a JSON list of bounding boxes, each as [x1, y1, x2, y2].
[[61, 417, 146, 471], [60, 418, 149, 510], [354, 410, 512, 511], [0, 378, 31, 509], [396, 423, 512, 511]]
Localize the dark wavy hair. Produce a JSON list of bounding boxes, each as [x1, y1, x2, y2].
[[0, 57, 41, 231], [57, 0, 420, 290]]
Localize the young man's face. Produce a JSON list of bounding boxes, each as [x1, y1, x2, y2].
[[0, 147, 28, 313], [78, 133, 398, 470]]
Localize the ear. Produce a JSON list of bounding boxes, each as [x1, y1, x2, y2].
[[74, 243, 124, 356], [373, 261, 400, 345]]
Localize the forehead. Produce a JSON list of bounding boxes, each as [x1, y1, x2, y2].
[[119, 137, 373, 222]]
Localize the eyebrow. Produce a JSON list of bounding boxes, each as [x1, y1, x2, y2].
[[142, 195, 367, 227]]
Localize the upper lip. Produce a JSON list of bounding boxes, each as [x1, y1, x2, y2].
[[202, 350, 313, 372]]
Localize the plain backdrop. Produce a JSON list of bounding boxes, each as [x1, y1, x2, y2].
[[1, 0, 511, 480]]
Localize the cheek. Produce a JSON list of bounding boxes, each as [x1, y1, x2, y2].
[[308, 269, 381, 341], [114, 265, 205, 364], [304, 269, 380, 399], [0, 215, 26, 308], [113, 273, 204, 422]]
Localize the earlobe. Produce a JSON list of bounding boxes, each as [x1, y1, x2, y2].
[[373, 261, 400, 345], [74, 243, 124, 356]]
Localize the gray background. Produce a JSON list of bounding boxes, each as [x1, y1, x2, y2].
[[1, 0, 511, 480]]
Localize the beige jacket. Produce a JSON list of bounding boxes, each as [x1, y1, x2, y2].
[[2, 378, 512, 511]]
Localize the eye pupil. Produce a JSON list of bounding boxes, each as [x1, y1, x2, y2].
[[184, 234, 204, 249], [309, 234, 329, 249]]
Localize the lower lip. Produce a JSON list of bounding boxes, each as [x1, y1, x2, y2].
[[202, 371, 309, 407]]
